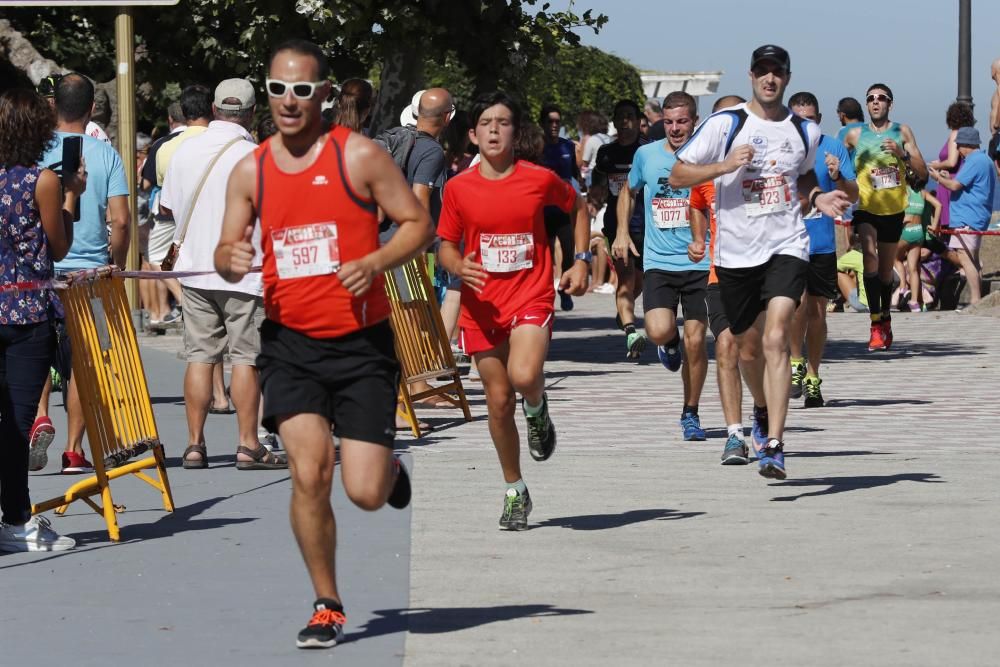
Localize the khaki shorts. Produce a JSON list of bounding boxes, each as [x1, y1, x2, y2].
[[948, 227, 983, 256], [182, 286, 263, 365]]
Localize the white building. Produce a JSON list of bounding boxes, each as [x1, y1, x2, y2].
[[641, 71, 723, 109]]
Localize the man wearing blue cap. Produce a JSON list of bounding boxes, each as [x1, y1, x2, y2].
[[929, 126, 997, 306]]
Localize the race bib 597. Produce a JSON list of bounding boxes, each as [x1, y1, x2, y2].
[[272, 222, 340, 280]]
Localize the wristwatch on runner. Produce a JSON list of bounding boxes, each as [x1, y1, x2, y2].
[[574, 251, 593, 264]]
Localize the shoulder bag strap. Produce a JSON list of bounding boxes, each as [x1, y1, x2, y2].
[[175, 136, 244, 245]]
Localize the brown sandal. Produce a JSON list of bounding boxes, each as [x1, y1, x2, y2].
[[235, 444, 288, 470], [182, 444, 208, 470]]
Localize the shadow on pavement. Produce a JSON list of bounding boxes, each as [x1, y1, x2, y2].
[[770, 473, 943, 502], [0, 478, 287, 568], [545, 369, 630, 379], [535, 508, 705, 530], [149, 395, 185, 405], [822, 338, 984, 362], [702, 425, 824, 439], [823, 398, 931, 408], [349, 604, 593, 642], [163, 454, 242, 468], [548, 313, 987, 365], [396, 414, 488, 443], [553, 315, 627, 332], [784, 450, 892, 458]]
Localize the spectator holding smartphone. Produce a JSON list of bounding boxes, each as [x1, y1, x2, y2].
[[31, 73, 130, 476], [0, 88, 85, 552]]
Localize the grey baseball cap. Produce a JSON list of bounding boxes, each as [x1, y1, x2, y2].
[[214, 78, 255, 112]]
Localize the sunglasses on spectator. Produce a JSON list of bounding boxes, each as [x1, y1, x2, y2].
[[266, 79, 325, 99], [866, 94, 892, 103]]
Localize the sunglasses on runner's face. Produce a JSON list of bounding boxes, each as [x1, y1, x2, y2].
[[866, 94, 892, 104], [266, 79, 324, 99]]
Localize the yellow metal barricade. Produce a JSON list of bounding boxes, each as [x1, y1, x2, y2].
[[31, 269, 174, 541], [385, 257, 472, 437]]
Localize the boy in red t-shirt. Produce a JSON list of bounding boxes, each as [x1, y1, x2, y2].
[[437, 91, 589, 530]]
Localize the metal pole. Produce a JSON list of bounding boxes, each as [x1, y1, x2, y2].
[[958, 0, 973, 107], [115, 7, 140, 313]]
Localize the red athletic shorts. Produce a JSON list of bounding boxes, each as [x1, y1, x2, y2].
[[459, 306, 554, 356]]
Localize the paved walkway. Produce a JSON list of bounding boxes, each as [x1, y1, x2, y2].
[[6, 293, 999, 666]]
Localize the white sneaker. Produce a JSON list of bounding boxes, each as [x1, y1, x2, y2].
[[0, 515, 76, 552], [593, 282, 615, 294]]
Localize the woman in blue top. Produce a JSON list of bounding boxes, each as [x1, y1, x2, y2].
[[0, 88, 85, 553]]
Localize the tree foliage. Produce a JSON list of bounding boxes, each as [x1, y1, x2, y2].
[[2, 0, 619, 133], [426, 43, 643, 130]]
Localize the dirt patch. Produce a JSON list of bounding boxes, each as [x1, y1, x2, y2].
[[963, 288, 1000, 317], [979, 232, 1000, 277]]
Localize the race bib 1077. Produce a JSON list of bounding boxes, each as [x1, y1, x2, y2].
[[651, 197, 690, 229]]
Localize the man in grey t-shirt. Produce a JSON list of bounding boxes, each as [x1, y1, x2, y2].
[[380, 88, 453, 241], [386, 89, 457, 422]]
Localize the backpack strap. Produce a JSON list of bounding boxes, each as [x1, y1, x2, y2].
[[722, 109, 750, 158], [788, 113, 810, 155]]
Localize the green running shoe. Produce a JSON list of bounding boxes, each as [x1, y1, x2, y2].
[[790, 361, 806, 399], [50, 366, 63, 392], [499, 488, 532, 530], [523, 393, 556, 461], [625, 331, 647, 359], [803, 376, 824, 408]]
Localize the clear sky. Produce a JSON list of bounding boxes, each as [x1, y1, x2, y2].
[[572, 0, 999, 158]]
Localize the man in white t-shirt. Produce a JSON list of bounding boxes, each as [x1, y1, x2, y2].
[[671, 45, 849, 480], [160, 78, 286, 471]]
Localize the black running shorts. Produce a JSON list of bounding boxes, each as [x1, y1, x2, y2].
[[853, 210, 905, 244], [716, 254, 808, 335], [605, 226, 645, 272], [705, 283, 731, 340], [806, 252, 838, 299], [642, 269, 709, 320], [257, 319, 400, 447]]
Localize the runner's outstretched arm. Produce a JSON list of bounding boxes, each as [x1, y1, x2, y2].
[[798, 169, 851, 219], [438, 240, 486, 294], [899, 125, 928, 182], [215, 153, 258, 283], [670, 145, 753, 188], [560, 194, 591, 296], [612, 186, 638, 265], [687, 207, 708, 264], [339, 134, 434, 296]]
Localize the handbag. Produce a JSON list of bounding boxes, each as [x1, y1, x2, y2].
[[160, 136, 243, 271]]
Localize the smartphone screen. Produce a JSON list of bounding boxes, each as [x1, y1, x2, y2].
[[61, 135, 83, 222], [61, 135, 82, 182]]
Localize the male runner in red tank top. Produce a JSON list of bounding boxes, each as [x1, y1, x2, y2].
[[214, 39, 432, 650], [437, 92, 590, 531]]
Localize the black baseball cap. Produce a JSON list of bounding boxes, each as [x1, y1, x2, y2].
[[750, 45, 790, 72]]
